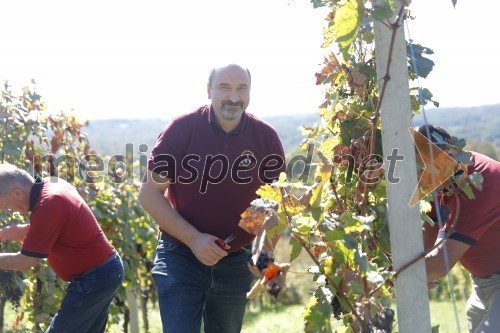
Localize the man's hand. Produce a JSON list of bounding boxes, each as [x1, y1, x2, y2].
[[427, 281, 439, 290], [246, 262, 263, 278], [188, 233, 228, 266]]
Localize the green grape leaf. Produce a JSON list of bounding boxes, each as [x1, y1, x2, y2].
[[354, 249, 368, 273], [343, 233, 357, 249], [468, 172, 483, 191], [311, 0, 327, 8], [319, 137, 340, 160], [371, 0, 394, 21], [303, 295, 332, 332], [289, 235, 303, 262], [1, 143, 21, 156], [325, 229, 346, 241], [421, 211, 435, 227], [347, 279, 364, 294], [408, 44, 435, 78], [461, 182, 475, 199], [329, 0, 363, 55], [453, 151, 473, 164], [293, 213, 317, 233]]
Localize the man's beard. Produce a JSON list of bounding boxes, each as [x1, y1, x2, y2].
[[220, 102, 244, 120]]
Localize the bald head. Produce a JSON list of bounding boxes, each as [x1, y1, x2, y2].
[[208, 64, 251, 89]]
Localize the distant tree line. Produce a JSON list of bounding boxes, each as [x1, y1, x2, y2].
[[85, 105, 499, 160]]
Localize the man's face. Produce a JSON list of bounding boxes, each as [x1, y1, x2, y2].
[[0, 189, 28, 214], [208, 65, 250, 122]]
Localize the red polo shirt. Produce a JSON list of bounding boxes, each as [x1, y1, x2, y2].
[[438, 152, 500, 277], [21, 177, 115, 281], [148, 105, 286, 249]]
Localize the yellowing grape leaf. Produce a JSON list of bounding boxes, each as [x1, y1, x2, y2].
[[238, 198, 279, 236], [256, 183, 281, 203], [238, 207, 268, 236]]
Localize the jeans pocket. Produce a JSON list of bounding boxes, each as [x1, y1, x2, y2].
[[74, 260, 124, 296], [158, 237, 181, 251]]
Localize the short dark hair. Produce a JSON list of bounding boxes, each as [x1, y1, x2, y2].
[[415, 125, 452, 149]]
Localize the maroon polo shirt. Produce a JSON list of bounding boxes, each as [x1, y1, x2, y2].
[[437, 152, 500, 277], [148, 105, 286, 250], [21, 177, 115, 282]]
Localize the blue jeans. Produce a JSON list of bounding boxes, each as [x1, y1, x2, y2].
[[45, 252, 124, 333], [151, 237, 254, 333]]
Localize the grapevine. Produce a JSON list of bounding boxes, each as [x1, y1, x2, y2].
[[0, 81, 158, 331], [254, 0, 439, 331]]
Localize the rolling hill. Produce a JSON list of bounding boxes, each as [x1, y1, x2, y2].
[[84, 104, 499, 159]]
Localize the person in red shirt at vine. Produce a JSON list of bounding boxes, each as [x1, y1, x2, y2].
[[139, 63, 286, 333], [0, 163, 124, 333], [417, 125, 500, 333]]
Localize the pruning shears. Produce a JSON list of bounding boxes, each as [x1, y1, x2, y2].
[[215, 234, 236, 251]]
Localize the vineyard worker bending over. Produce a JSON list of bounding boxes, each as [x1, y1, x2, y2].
[[0, 163, 124, 333], [139, 63, 286, 333], [416, 125, 500, 333]]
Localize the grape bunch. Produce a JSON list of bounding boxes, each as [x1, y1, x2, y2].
[[266, 281, 281, 298], [245, 251, 274, 272], [0, 271, 24, 308], [330, 295, 342, 319]]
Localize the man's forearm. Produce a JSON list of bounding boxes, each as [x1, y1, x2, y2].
[[138, 184, 200, 248], [0, 224, 30, 242], [0, 253, 36, 271], [424, 239, 448, 282]]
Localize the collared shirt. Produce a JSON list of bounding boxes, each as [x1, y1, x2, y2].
[[438, 152, 500, 277], [21, 177, 115, 281], [148, 105, 286, 249]]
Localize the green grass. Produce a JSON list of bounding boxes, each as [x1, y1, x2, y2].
[[2, 296, 469, 332], [429, 300, 468, 333], [2, 238, 470, 332], [241, 300, 468, 333], [242, 304, 306, 333]]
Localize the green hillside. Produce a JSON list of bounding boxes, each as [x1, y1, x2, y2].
[[413, 104, 500, 147], [84, 104, 499, 159], [84, 113, 320, 157]]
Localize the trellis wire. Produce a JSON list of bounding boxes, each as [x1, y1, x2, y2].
[[404, 13, 462, 333]]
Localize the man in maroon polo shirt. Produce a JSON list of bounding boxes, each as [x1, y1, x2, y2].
[[139, 63, 285, 333], [0, 163, 124, 332], [417, 125, 500, 332]]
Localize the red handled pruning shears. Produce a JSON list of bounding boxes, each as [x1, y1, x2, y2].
[[215, 234, 236, 251]]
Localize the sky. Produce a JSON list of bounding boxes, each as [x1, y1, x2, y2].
[[1, 0, 500, 121]]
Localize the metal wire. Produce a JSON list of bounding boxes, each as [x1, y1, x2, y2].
[[404, 15, 462, 333]]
